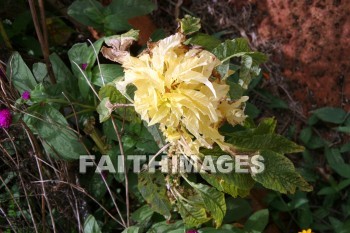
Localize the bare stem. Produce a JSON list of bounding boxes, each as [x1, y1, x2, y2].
[[110, 116, 130, 227], [28, 0, 56, 84]]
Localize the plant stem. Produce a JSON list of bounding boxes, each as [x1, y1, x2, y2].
[[0, 21, 12, 49], [28, 0, 56, 84], [110, 116, 130, 227], [65, 109, 95, 119], [46, 99, 95, 109]]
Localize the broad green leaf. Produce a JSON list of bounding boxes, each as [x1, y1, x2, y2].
[[252, 150, 313, 194], [312, 107, 347, 124], [299, 127, 313, 144], [212, 39, 266, 85], [104, 14, 132, 32], [186, 33, 221, 51], [199, 227, 241, 233], [122, 226, 140, 233], [244, 209, 269, 233], [228, 132, 304, 154], [23, 104, 86, 160], [185, 180, 226, 227], [83, 215, 102, 233], [96, 97, 113, 122], [7, 52, 37, 93], [201, 171, 254, 198], [131, 205, 154, 225], [245, 103, 260, 119], [255, 118, 277, 134], [68, 0, 105, 30], [223, 198, 252, 222], [199, 154, 254, 197], [68, 0, 155, 32], [49, 53, 78, 96], [335, 126, 350, 134], [176, 199, 210, 228], [32, 62, 48, 83], [179, 15, 201, 35], [68, 39, 104, 98], [108, 0, 156, 20], [212, 39, 251, 61], [325, 148, 350, 178], [226, 79, 245, 100], [138, 171, 172, 219], [92, 64, 123, 87], [146, 220, 184, 233], [29, 84, 50, 103], [84, 173, 112, 201], [99, 84, 125, 103]]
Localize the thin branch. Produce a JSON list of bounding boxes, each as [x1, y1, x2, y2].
[[110, 116, 130, 227], [28, 0, 56, 84]]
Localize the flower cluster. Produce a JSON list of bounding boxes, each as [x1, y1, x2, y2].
[[115, 33, 247, 155], [0, 108, 12, 128]]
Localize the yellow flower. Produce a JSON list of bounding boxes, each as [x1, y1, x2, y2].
[[298, 229, 313, 233], [116, 33, 247, 155]]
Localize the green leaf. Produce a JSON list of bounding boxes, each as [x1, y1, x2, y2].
[[179, 15, 201, 35], [84, 173, 112, 201], [68, 0, 105, 30], [23, 104, 86, 160], [325, 148, 350, 178], [212, 39, 266, 86], [138, 171, 172, 219], [49, 53, 77, 95], [92, 64, 123, 87], [226, 79, 245, 100], [198, 153, 255, 198], [108, 0, 156, 20], [252, 150, 313, 194], [32, 62, 48, 83], [146, 220, 184, 233], [7, 52, 37, 93], [68, 39, 104, 98], [223, 198, 252, 222], [97, 97, 113, 122], [99, 84, 125, 103], [244, 209, 269, 233], [201, 171, 254, 198], [312, 107, 347, 124], [176, 199, 210, 228], [131, 205, 154, 225], [186, 33, 221, 51], [122, 226, 140, 233], [228, 132, 304, 154], [299, 127, 313, 144], [185, 180, 226, 227], [255, 118, 277, 134], [335, 126, 350, 134], [83, 215, 102, 233]]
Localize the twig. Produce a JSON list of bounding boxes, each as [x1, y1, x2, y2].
[[110, 116, 130, 227], [22, 123, 57, 233], [0, 20, 12, 49], [28, 0, 56, 84]]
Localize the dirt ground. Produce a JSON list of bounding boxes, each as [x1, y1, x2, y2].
[[150, 0, 350, 115]]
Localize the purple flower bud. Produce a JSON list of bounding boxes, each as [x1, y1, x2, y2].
[[186, 230, 198, 233], [0, 108, 12, 128], [81, 63, 88, 71], [22, 90, 31, 100]]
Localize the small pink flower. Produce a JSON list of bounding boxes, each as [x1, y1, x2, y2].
[[22, 91, 31, 100], [186, 230, 198, 233], [81, 63, 88, 71], [0, 108, 12, 128]]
